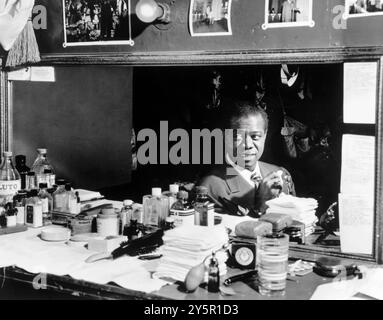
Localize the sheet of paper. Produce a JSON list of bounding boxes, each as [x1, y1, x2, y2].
[[30, 67, 55, 82], [343, 62, 377, 124], [341, 134, 375, 195], [338, 193, 374, 255]]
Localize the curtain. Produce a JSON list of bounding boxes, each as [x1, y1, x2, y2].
[[0, 0, 35, 51]]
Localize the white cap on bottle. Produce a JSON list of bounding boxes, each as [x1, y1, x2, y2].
[[3, 151, 12, 157], [169, 184, 179, 194], [152, 188, 162, 197], [123, 199, 133, 206], [37, 148, 47, 154]]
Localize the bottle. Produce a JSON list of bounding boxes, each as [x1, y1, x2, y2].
[[38, 183, 53, 225], [162, 184, 179, 213], [26, 172, 37, 191], [31, 148, 55, 187], [193, 186, 213, 226], [143, 188, 169, 229], [65, 183, 79, 214], [43, 169, 55, 188], [126, 219, 140, 241], [207, 252, 220, 293], [120, 200, 133, 235], [25, 189, 43, 228], [13, 190, 28, 225], [0, 151, 21, 207], [5, 202, 18, 227], [52, 179, 67, 212], [15, 155, 30, 190], [170, 191, 195, 227]]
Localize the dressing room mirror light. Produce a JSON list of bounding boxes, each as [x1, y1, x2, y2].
[[135, 0, 171, 23]]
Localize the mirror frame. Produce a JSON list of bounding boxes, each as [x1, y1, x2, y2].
[[1, 46, 382, 264]]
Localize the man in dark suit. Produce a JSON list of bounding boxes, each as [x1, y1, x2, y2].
[[200, 100, 295, 217]]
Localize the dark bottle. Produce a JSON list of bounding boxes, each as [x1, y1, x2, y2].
[[15, 155, 30, 190], [207, 252, 220, 293], [125, 219, 140, 240]]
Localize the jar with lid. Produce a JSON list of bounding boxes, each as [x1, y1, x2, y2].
[[25, 189, 43, 228], [97, 207, 119, 237], [53, 179, 67, 212]]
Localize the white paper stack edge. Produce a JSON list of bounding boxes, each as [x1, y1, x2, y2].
[[154, 225, 229, 282], [266, 195, 319, 236]]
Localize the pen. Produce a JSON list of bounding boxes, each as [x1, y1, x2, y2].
[[223, 270, 258, 286]]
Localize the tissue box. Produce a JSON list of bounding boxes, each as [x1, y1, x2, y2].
[[88, 235, 127, 253]]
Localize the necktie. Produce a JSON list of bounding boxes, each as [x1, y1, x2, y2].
[[250, 173, 262, 189]]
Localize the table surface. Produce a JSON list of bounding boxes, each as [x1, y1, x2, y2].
[[1, 263, 336, 300]]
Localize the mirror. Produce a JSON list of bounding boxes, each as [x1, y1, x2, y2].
[[1, 56, 381, 264]]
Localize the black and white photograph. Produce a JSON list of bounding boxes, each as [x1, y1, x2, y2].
[[63, 0, 133, 46], [189, 0, 232, 36], [262, 0, 315, 29], [344, 0, 383, 19], [1, 0, 383, 304]]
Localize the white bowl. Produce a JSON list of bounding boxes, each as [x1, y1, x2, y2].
[[40, 226, 71, 242]]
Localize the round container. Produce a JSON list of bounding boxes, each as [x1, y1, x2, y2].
[[41, 226, 71, 242], [97, 208, 119, 237], [6, 215, 17, 227]]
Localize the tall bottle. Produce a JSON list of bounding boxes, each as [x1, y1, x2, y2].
[[38, 183, 53, 225], [65, 183, 80, 214], [120, 199, 133, 235], [31, 148, 55, 187], [52, 179, 67, 212], [15, 155, 30, 190], [207, 252, 220, 293], [0, 151, 21, 207], [143, 188, 169, 229]]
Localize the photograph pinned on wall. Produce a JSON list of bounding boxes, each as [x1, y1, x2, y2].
[[62, 0, 134, 47], [343, 0, 383, 19], [189, 0, 232, 37], [262, 0, 315, 30]]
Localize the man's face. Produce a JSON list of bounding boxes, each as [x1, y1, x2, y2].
[[226, 114, 267, 171]]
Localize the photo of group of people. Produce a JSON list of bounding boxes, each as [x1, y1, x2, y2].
[[263, 0, 314, 29], [189, 0, 232, 36], [63, 0, 131, 46], [345, 0, 383, 17]]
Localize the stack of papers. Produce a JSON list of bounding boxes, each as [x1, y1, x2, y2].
[[154, 225, 229, 282], [266, 195, 318, 236], [75, 189, 104, 202]]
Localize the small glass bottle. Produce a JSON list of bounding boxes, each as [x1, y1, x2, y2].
[[38, 183, 53, 225], [0, 151, 21, 207], [66, 184, 80, 214], [43, 169, 55, 188], [143, 188, 169, 229], [120, 199, 133, 235], [52, 179, 67, 212], [15, 155, 30, 191], [26, 172, 37, 191], [193, 186, 212, 226], [31, 148, 55, 187], [13, 190, 28, 225], [207, 252, 220, 293], [25, 189, 43, 228], [170, 191, 195, 227]]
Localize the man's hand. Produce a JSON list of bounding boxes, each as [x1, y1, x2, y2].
[[255, 171, 284, 211]]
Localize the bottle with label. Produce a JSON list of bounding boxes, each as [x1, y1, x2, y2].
[[15, 155, 30, 191], [193, 186, 213, 226], [162, 184, 179, 214], [66, 183, 80, 215], [43, 169, 55, 188], [25, 189, 43, 228], [38, 183, 53, 225], [120, 199, 133, 235], [31, 148, 55, 187], [0, 151, 21, 207], [13, 190, 28, 225], [207, 252, 220, 293], [170, 191, 195, 227], [5, 202, 18, 227], [143, 188, 169, 228], [52, 179, 67, 212]]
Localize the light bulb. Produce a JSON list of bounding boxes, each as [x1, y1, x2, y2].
[[136, 0, 164, 23]]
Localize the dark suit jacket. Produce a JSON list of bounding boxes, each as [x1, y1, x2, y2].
[[200, 161, 295, 216]]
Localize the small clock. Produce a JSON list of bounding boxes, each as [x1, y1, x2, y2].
[[231, 242, 256, 269]]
